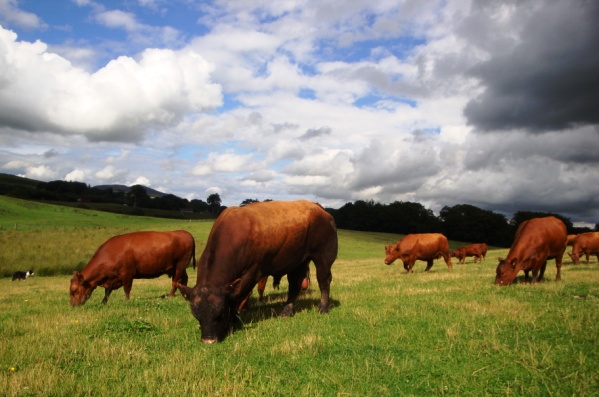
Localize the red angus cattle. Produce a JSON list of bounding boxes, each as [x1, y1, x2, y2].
[[177, 200, 338, 344], [566, 234, 578, 247], [70, 230, 195, 306], [384, 233, 452, 272], [495, 216, 567, 285], [450, 243, 487, 264], [568, 232, 599, 264], [479, 243, 488, 260]]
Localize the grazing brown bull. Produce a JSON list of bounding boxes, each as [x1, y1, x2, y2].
[[450, 243, 487, 264], [384, 233, 452, 272], [568, 232, 599, 264], [495, 216, 567, 286], [177, 200, 338, 344], [70, 230, 195, 306]]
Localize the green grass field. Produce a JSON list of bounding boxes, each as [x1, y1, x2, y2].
[[1, 196, 598, 396]]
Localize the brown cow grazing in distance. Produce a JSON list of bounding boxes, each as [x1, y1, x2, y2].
[[384, 233, 452, 273], [568, 232, 599, 264], [177, 200, 338, 344], [450, 243, 487, 264], [566, 234, 578, 247], [70, 230, 195, 306], [495, 216, 567, 286]]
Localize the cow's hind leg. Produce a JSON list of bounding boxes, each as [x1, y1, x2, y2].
[[443, 254, 452, 271], [311, 252, 334, 314], [280, 264, 309, 317], [123, 279, 133, 300], [171, 270, 188, 297]]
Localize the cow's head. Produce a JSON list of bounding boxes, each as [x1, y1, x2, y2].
[[494, 257, 520, 286], [178, 281, 238, 344], [568, 251, 580, 264], [384, 243, 401, 265], [450, 250, 459, 258], [70, 271, 94, 306]]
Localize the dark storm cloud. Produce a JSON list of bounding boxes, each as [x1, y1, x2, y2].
[[463, 0, 599, 132]]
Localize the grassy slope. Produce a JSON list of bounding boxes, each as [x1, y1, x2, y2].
[[0, 196, 598, 396]]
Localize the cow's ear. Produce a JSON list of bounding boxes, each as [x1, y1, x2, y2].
[[73, 271, 84, 283], [509, 258, 518, 268], [176, 283, 194, 301]]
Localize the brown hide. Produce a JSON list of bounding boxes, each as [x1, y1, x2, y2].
[[450, 243, 487, 264], [495, 216, 567, 286], [568, 232, 599, 264], [70, 230, 195, 306], [178, 200, 337, 343], [566, 234, 578, 247], [384, 233, 452, 272]]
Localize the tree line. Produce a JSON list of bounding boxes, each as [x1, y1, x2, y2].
[[328, 200, 597, 247], [1, 177, 596, 247]]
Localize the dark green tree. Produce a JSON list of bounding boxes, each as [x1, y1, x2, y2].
[[207, 193, 222, 214], [240, 198, 259, 206], [126, 185, 150, 208], [440, 204, 512, 247]]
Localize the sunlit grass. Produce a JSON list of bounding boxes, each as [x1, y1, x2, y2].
[[1, 196, 598, 395]]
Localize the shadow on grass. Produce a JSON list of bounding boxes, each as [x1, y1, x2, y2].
[[233, 288, 341, 331]]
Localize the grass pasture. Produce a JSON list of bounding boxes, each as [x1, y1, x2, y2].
[[1, 196, 598, 396]]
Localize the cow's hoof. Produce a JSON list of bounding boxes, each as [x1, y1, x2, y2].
[[279, 305, 294, 317], [318, 305, 329, 314]]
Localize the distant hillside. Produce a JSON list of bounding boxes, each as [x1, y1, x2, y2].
[[0, 173, 215, 220], [93, 184, 167, 198]]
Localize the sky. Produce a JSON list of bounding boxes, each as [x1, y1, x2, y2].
[[0, 0, 598, 225]]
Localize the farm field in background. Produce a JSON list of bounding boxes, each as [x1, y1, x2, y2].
[[1, 196, 598, 396]]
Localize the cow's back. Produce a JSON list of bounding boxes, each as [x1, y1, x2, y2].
[[574, 232, 599, 250], [509, 217, 567, 260], [83, 230, 193, 277], [197, 200, 337, 284], [399, 233, 449, 258]]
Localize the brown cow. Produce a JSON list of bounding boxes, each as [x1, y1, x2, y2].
[[384, 233, 452, 272], [177, 200, 337, 343], [495, 216, 567, 286], [450, 243, 487, 264], [566, 234, 578, 247], [568, 232, 599, 264], [70, 230, 195, 306]]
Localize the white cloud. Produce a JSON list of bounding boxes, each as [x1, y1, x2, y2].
[[65, 169, 88, 182], [0, 0, 46, 29], [21, 164, 57, 180], [192, 151, 257, 176], [0, 26, 222, 142]]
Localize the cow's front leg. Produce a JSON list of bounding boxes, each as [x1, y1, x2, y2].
[[102, 288, 112, 304], [537, 261, 547, 282], [424, 259, 433, 271]]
